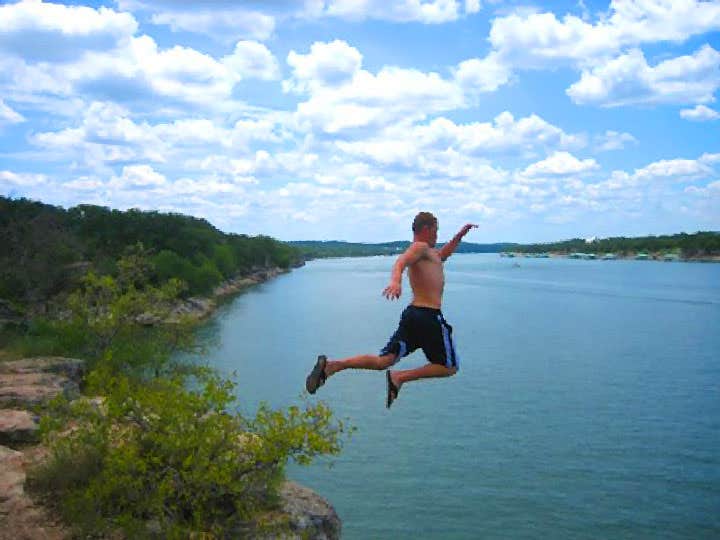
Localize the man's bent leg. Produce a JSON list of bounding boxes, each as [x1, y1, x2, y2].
[[326, 353, 396, 377], [390, 363, 457, 390]]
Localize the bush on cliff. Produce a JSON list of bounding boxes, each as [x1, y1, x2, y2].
[[32, 371, 345, 537], [25, 252, 349, 538]]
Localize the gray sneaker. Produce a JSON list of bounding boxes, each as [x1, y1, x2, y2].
[[305, 355, 327, 394]]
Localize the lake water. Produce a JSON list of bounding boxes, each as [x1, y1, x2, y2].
[[180, 254, 720, 539]]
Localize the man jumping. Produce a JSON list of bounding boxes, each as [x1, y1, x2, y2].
[[305, 212, 477, 408]]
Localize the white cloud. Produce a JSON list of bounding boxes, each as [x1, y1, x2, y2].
[[0, 0, 137, 62], [63, 176, 104, 191], [461, 1, 720, 99], [0, 170, 46, 186], [151, 9, 275, 42], [680, 104, 720, 121], [293, 61, 464, 133], [567, 45, 720, 106], [111, 164, 167, 188], [0, 100, 24, 124], [522, 151, 599, 177], [416, 112, 584, 154], [334, 111, 585, 176], [465, 0, 481, 15], [322, 0, 461, 23], [595, 130, 637, 151], [454, 53, 511, 94], [633, 157, 712, 181], [223, 41, 280, 81], [353, 175, 397, 192], [489, 1, 720, 67], [286, 40, 362, 92], [700, 152, 720, 164]]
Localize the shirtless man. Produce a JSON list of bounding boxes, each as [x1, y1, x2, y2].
[[305, 212, 477, 408]]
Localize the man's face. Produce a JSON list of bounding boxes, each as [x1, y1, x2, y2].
[[426, 223, 438, 247]]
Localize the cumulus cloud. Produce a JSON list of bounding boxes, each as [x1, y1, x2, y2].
[[223, 41, 281, 81], [0, 170, 46, 186], [0, 1, 280, 110], [453, 53, 511, 94], [31, 101, 294, 171], [111, 164, 167, 189], [489, 1, 720, 67], [461, 1, 720, 100], [291, 52, 464, 133], [63, 176, 105, 191], [286, 40, 362, 92], [320, 0, 461, 23], [680, 104, 720, 121], [333, 112, 585, 178], [0, 0, 137, 62], [633, 157, 713, 182], [151, 9, 275, 42], [0, 100, 24, 124], [522, 151, 599, 177], [567, 45, 720, 106], [595, 130, 637, 151]]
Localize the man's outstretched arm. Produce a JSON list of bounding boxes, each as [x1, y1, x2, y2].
[[438, 224, 478, 261], [382, 241, 429, 300]]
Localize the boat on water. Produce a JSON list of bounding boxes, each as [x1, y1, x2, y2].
[[602, 253, 617, 260], [635, 253, 649, 260]]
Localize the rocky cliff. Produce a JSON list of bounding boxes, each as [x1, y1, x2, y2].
[[0, 357, 340, 540]]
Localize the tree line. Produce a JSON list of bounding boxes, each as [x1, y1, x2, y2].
[[0, 196, 302, 305], [289, 240, 516, 259], [508, 232, 720, 257]]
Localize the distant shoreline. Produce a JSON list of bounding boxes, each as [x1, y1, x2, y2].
[[500, 252, 720, 263]]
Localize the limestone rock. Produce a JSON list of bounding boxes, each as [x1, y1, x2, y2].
[[266, 481, 341, 540], [0, 357, 85, 382], [0, 445, 66, 540], [0, 410, 39, 445], [0, 445, 25, 503], [0, 357, 84, 408], [0, 372, 79, 408]]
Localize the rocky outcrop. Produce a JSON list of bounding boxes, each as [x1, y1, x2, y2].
[[274, 481, 341, 540], [0, 357, 85, 408], [166, 266, 290, 322], [0, 410, 39, 445], [0, 356, 340, 539], [0, 357, 84, 540]]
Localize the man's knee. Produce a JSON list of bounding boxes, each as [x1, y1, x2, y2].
[[377, 354, 396, 369]]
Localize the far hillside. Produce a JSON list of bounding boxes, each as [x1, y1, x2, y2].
[[507, 232, 720, 259], [289, 240, 517, 259], [0, 196, 302, 306]]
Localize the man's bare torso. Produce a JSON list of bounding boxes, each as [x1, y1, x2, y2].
[[408, 247, 444, 309]]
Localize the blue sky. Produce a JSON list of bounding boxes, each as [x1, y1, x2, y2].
[[0, 0, 719, 243]]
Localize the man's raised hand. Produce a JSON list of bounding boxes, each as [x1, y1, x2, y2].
[[460, 223, 478, 237]]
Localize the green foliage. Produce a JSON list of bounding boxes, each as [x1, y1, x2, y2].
[[23, 252, 349, 538], [31, 372, 348, 538], [0, 196, 302, 303]]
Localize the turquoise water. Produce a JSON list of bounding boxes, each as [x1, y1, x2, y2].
[[181, 254, 720, 539]]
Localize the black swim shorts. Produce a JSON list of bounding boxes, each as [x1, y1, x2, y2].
[[380, 305, 460, 369]]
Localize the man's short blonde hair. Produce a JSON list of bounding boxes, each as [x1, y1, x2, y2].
[[412, 211, 437, 233]]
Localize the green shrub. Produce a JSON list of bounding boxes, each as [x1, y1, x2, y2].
[[23, 252, 350, 537], [30, 373, 348, 538]]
